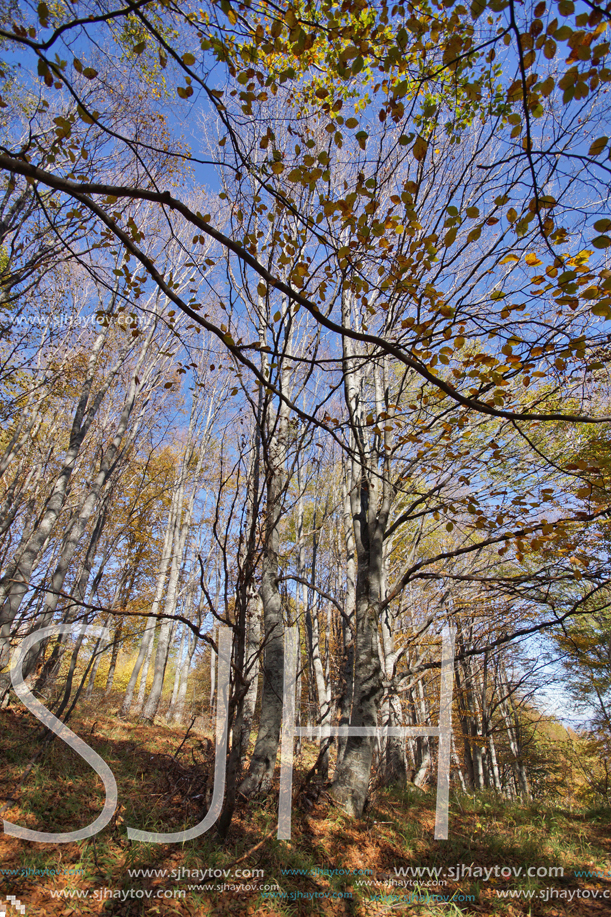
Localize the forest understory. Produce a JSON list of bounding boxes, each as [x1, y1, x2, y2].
[[1, 702, 610, 917]]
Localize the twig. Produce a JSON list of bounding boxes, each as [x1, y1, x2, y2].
[[213, 826, 277, 875], [173, 715, 197, 760]]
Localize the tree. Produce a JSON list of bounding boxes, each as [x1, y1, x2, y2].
[[1, 0, 611, 824]]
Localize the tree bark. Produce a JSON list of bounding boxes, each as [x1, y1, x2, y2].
[[329, 321, 389, 817], [120, 481, 179, 717]]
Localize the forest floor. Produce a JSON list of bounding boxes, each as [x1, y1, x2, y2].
[[1, 702, 610, 917]]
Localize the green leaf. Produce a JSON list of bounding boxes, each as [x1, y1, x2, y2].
[[544, 38, 556, 58], [592, 302, 611, 318], [471, 0, 486, 18], [594, 218, 611, 232], [182, 52, 196, 65], [77, 105, 98, 124], [592, 235, 611, 249]]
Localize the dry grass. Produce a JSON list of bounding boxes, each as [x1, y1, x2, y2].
[[1, 702, 610, 916]]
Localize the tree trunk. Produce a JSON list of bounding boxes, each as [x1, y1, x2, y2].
[[0, 323, 113, 689], [170, 629, 197, 726], [329, 325, 389, 817], [336, 472, 357, 770], [140, 490, 187, 722], [104, 616, 125, 697], [238, 485, 286, 795], [237, 590, 262, 755], [141, 387, 209, 723], [239, 304, 291, 797], [120, 482, 178, 717], [167, 623, 186, 721]]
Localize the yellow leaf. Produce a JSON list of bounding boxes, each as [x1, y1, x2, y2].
[[589, 136, 608, 156], [525, 253, 542, 266]]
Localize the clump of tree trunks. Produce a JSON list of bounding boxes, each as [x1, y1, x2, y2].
[[1, 0, 611, 835]]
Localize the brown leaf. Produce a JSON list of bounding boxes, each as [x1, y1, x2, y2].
[[412, 135, 428, 162]]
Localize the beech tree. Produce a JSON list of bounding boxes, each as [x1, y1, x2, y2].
[[1, 0, 611, 823]]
